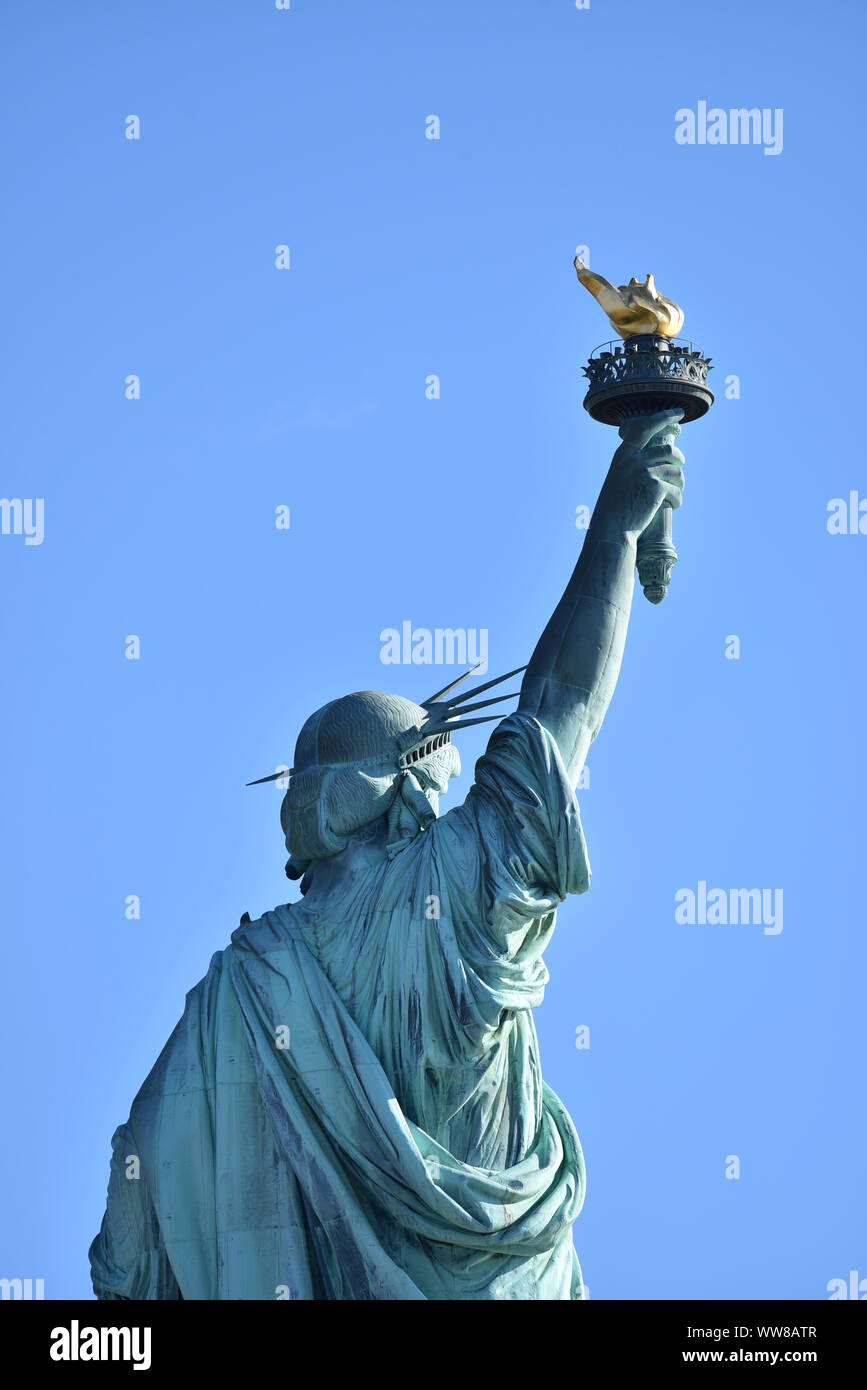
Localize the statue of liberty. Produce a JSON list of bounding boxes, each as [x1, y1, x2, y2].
[[90, 407, 686, 1301]]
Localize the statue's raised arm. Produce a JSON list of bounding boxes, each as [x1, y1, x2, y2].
[[519, 408, 684, 784]]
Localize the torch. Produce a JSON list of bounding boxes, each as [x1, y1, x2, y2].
[[575, 260, 713, 603]]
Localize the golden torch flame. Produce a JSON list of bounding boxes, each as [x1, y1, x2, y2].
[[574, 257, 685, 339]]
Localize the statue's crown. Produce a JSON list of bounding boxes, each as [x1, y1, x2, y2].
[[245, 664, 526, 871], [246, 663, 526, 789]]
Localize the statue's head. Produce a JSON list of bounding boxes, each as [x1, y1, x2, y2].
[[280, 690, 461, 876], [247, 664, 525, 885]]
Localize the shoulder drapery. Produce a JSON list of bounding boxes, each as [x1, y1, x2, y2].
[[90, 921, 584, 1299], [90, 713, 589, 1300]]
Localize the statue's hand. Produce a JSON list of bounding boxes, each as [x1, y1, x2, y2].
[[590, 409, 685, 543]]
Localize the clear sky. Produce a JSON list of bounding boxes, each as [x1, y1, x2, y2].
[[1, 0, 864, 1300]]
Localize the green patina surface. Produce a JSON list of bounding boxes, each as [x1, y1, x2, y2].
[[90, 409, 686, 1300]]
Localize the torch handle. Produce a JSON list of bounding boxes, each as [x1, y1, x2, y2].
[[636, 502, 677, 605]]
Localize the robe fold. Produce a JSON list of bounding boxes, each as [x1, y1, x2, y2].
[[90, 713, 591, 1299]]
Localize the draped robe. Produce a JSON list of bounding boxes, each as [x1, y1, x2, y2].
[[90, 713, 591, 1300]]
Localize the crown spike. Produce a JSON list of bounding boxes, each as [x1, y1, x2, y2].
[[443, 664, 527, 709], [441, 690, 520, 718], [423, 714, 505, 735], [423, 663, 483, 706], [246, 769, 292, 787]]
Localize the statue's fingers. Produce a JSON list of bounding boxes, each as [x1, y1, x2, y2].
[[641, 443, 685, 468], [642, 412, 684, 449], [648, 462, 685, 490], [619, 409, 684, 449], [648, 464, 685, 509]]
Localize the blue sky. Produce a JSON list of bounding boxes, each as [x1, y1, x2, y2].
[[1, 0, 864, 1299]]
